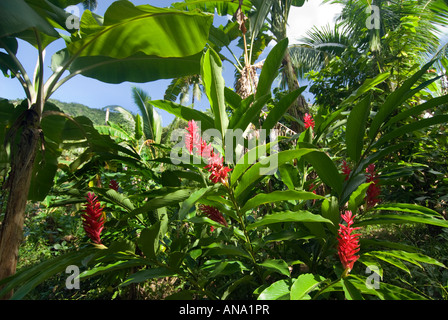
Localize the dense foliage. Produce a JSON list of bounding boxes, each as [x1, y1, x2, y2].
[[0, 0, 448, 301]]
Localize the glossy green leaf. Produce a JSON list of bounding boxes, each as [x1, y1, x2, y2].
[[262, 87, 307, 132], [120, 267, 176, 287], [171, 0, 253, 15], [240, 190, 323, 213], [68, 2, 213, 59], [374, 115, 448, 148], [347, 182, 372, 214], [257, 279, 291, 300], [304, 150, 343, 196], [342, 278, 364, 300], [290, 273, 327, 300], [246, 210, 333, 231], [201, 48, 228, 136], [346, 95, 371, 162], [234, 149, 316, 201], [259, 259, 290, 277], [369, 60, 435, 140], [256, 38, 288, 100], [150, 99, 215, 131]]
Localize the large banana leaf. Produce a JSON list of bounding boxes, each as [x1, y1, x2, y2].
[[171, 0, 253, 15], [49, 1, 213, 86]]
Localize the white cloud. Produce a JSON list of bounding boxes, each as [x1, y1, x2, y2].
[[287, 0, 343, 44]]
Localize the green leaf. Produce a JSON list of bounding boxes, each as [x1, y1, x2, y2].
[[178, 186, 217, 221], [120, 267, 176, 287], [201, 47, 228, 136], [363, 251, 411, 274], [57, 50, 207, 84], [346, 95, 371, 163], [259, 259, 290, 277], [234, 148, 316, 201], [384, 94, 448, 128], [0, 0, 59, 39], [341, 278, 364, 300], [347, 182, 372, 214], [256, 38, 288, 100], [128, 188, 196, 220], [138, 219, 167, 260], [321, 196, 339, 228], [246, 210, 333, 231], [257, 279, 291, 300], [262, 87, 307, 132], [355, 214, 448, 228], [290, 273, 327, 300], [68, 2, 213, 59], [304, 150, 343, 196], [240, 190, 323, 213], [369, 60, 435, 140], [150, 99, 215, 131], [231, 93, 271, 132], [171, 0, 253, 16], [374, 115, 448, 148]]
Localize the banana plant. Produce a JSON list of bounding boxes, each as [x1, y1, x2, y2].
[[0, 0, 213, 294]]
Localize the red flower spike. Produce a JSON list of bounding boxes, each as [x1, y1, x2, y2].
[[337, 211, 361, 273], [304, 113, 315, 130], [341, 160, 351, 181], [365, 164, 381, 208], [205, 153, 232, 184], [185, 120, 232, 185], [82, 192, 105, 244], [109, 179, 119, 191], [199, 204, 228, 227]]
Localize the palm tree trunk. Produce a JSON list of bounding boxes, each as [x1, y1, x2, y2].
[[0, 108, 41, 299], [283, 49, 309, 133]]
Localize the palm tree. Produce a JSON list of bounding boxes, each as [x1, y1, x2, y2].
[[164, 75, 203, 107], [131, 86, 162, 145]]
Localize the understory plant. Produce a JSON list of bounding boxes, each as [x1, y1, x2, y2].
[[1, 33, 448, 300]]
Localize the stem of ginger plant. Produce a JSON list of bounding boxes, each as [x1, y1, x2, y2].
[[225, 184, 264, 281]]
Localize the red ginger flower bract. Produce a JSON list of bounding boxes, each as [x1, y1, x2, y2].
[[199, 204, 228, 227], [304, 113, 315, 130], [338, 211, 361, 273], [185, 120, 231, 184], [341, 160, 351, 181], [365, 164, 381, 208], [109, 179, 119, 191], [82, 192, 105, 244]]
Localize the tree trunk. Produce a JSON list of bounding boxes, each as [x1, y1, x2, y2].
[[283, 50, 309, 133], [0, 108, 41, 299]]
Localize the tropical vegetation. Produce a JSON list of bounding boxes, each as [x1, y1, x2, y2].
[[0, 0, 447, 301]]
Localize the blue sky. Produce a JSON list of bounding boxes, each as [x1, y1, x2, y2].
[[0, 0, 341, 126]]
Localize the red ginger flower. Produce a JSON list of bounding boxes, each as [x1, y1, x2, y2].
[[199, 204, 228, 227], [338, 210, 361, 273], [109, 179, 119, 191], [185, 120, 231, 185], [341, 160, 351, 181], [82, 192, 105, 244], [304, 113, 315, 130], [205, 153, 232, 184], [365, 164, 381, 208]]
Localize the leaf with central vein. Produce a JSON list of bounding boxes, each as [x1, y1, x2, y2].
[[246, 210, 333, 231], [234, 149, 315, 201], [240, 190, 323, 213], [201, 48, 228, 136], [68, 2, 213, 59]]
